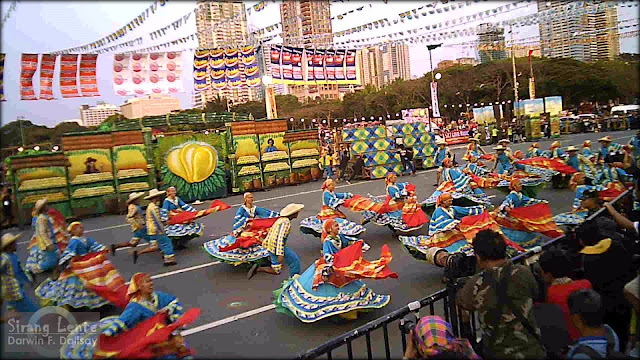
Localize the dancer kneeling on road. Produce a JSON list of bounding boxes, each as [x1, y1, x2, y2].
[[145, 189, 177, 267], [247, 203, 303, 279], [111, 192, 159, 260]]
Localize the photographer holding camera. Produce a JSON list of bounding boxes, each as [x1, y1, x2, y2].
[[456, 230, 546, 359], [402, 315, 480, 360]]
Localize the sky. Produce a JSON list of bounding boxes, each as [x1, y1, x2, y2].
[[1, 0, 638, 127]]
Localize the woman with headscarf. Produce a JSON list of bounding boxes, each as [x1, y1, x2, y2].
[[36, 221, 128, 309], [583, 140, 594, 161], [274, 219, 396, 323], [442, 158, 485, 196], [162, 186, 204, 249], [24, 199, 59, 275], [60, 273, 197, 359], [204, 192, 280, 266], [361, 173, 429, 233], [403, 316, 480, 360], [462, 135, 485, 161], [527, 142, 542, 158], [547, 140, 566, 160], [299, 178, 366, 241]]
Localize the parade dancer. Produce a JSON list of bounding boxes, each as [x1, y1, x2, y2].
[[570, 173, 608, 211], [583, 140, 594, 161], [1, 233, 39, 314], [203, 192, 279, 266], [61, 273, 197, 359], [548, 141, 566, 159], [596, 135, 623, 164], [596, 159, 631, 186], [162, 186, 204, 249], [110, 192, 159, 260], [247, 204, 303, 280], [36, 221, 128, 309], [24, 199, 59, 275], [462, 135, 485, 161], [434, 139, 452, 186], [526, 143, 542, 158], [442, 159, 485, 196], [274, 218, 396, 323], [565, 146, 597, 182], [491, 145, 514, 175], [628, 130, 640, 167], [362, 173, 429, 233], [145, 189, 177, 267], [497, 139, 513, 155]]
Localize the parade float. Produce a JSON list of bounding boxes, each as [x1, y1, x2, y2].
[[256, 120, 294, 187], [229, 121, 264, 193], [112, 130, 157, 208], [515, 96, 563, 140], [285, 129, 321, 182]]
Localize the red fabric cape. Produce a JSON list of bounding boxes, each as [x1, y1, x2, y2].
[[66, 250, 128, 308], [515, 157, 577, 174], [494, 203, 564, 239], [167, 200, 231, 225], [219, 217, 280, 252]]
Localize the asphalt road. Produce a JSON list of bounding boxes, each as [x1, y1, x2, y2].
[[2, 130, 635, 359]]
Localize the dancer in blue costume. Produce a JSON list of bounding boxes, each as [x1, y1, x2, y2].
[[495, 179, 549, 248], [596, 160, 630, 186], [462, 135, 485, 160], [629, 130, 640, 167], [442, 159, 485, 196], [565, 146, 597, 181], [596, 135, 623, 164], [25, 199, 59, 275], [204, 192, 279, 266], [548, 141, 566, 159], [1, 233, 39, 314], [274, 219, 392, 323], [526, 143, 542, 158], [497, 139, 513, 156], [60, 273, 192, 359], [434, 139, 452, 186], [464, 155, 492, 177], [162, 186, 203, 249], [583, 140, 595, 161], [300, 179, 365, 241], [36, 222, 113, 309], [491, 145, 514, 175]]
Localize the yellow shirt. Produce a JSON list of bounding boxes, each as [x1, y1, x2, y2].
[[262, 217, 291, 256], [492, 128, 499, 136], [127, 204, 145, 232], [507, 128, 513, 135], [146, 202, 164, 235]]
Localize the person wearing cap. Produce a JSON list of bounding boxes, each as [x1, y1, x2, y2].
[[491, 145, 514, 175], [248, 203, 303, 279], [583, 140, 595, 161], [274, 218, 395, 323], [433, 140, 452, 186], [162, 186, 204, 250], [145, 189, 177, 266], [565, 145, 597, 180], [24, 198, 59, 275], [596, 135, 623, 164], [569, 173, 607, 211], [111, 192, 159, 261], [1, 233, 39, 315], [462, 135, 485, 161], [527, 142, 542, 158], [548, 140, 566, 160]]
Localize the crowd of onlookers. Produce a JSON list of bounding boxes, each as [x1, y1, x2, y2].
[[402, 181, 639, 359]]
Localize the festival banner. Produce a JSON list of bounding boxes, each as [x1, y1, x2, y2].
[[430, 82, 441, 118], [59, 54, 80, 98], [270, 45, 282, 81], [345, 49, 357, 82], [210, 49, 226, 90], [281, 46, 293, 83], [291, 47, 304, 85], [113, 53, 132, 96], [20, 54, 39, 100], [335, 49, 346, 83], [544, 96, 563, 115], [241, 45, 261, 87], [472, 107, 486, 125], [165, 51, 184, 94], [148, 52, 166, 94], [313, 49, 326, 82], [225, 48, 242, 89], [79, 54, 100, 97], [39, 54, 57, 100], [443, 129, 469, 145], [325, 49, 336, 82], [193, 49, 210, 91], [0, 53, 4, 101], [305, 48, 315, 82], [130, 53, 149, 96]]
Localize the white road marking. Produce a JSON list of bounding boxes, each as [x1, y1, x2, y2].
[[181, 304, 276, 336], [150, 261, 221, 280]]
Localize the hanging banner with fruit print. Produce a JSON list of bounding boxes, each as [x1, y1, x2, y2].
[[39, 54, 56, 100], [334, 49, 346, 83], [270, 44, 282, 81], [154, 133, 228, 202], [193, 49, 210, 91], [130, 53, 149, 96], [210, 48, 226, 91], [345, 49, 357, 83], [60, 54, 81, 98], [281, 46, 293, 83], [20, 54, 38, 100], [225, 48, 241, 89], [241, 45, 261, 88], [113, 53, 133, 96], [291, 47, 304, 85], [79, 54, 100, 97], [164, 51, 184, 94]]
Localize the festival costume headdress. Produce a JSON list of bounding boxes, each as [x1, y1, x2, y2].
[[509, 178, 522, 191], [126, 272, 149, 300], [321, 179, 335, 191], [436, 192, 452, 207], [67, 221, 82, 233]]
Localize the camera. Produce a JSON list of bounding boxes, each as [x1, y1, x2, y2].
[[443, 252, 477, 282], [398, 312, 418, 335]]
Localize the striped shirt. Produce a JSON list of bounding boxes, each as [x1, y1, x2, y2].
[[126, 204, 145, 232], [146, 202, 164, 235], [262, 217, 291, 256]]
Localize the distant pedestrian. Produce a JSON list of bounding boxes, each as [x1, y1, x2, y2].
[[491, 127, 499, 144], [508, 126, 514, 142]]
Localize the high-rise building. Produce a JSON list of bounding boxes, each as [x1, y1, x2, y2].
[[120, 95, 181, 119], [280, 0, 339, 102], [359, 44, 411, 89], [79, 104, 120, 127], [538, 0, 619, 62], [194, 1, 258, 109], [437, 57, 479, 70], [477, 23, 507, 64]]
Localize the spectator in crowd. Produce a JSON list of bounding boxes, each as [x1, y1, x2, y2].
[[539, 247, 593, 342], [337, 146, 350, 181], [491, 127, 499, 144], [403, 316, 480, 359], [399, 145, 415, 176], [348, 154, 366, 183], [1, 186, 13, 228], [457, 230, 546, 359], [320, 148, 334, 180], [577, 220, 634, 349], [507, 126, 514, 142], [565, 289, 622, 359]]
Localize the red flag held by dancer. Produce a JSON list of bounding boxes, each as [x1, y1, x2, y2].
[[167, 200, 230, 225]]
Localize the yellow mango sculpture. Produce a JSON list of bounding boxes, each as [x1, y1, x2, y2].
[[166, 143, 217, 183]]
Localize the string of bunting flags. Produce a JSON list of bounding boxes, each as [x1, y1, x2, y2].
[[50, 0, 168, 55], [330, 4, 372, 21], [149, 9, 195, 40]]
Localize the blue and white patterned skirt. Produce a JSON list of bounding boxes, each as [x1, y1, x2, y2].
[[35, 275, 109, 309], [203, 235, 270, 266]]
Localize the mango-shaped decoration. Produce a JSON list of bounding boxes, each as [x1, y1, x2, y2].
[[166, 142, 217, 183]]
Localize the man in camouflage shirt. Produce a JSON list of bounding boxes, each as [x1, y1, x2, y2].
[[457, 230, 546, 359]]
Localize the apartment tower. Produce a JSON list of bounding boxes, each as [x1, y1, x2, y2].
[[194, 1, 258, 109], [537, 0, 620, 62], [359, 43, 411, 89], [476, 23, 507, 64]]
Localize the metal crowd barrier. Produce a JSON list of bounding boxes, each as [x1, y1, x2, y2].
[[297, 190, 631, 360]]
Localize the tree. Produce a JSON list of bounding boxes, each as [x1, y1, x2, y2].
[[232, 100, 267, 119], [205, 96, 227, 113]]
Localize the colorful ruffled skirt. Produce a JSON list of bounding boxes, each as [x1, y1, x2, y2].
[[300, 216, 365, 241], [274, 264, 390, 323], [36, 275, 110, 309], [25, 246, 59, 274], [165, 222, 203, 248], [361, 209, 425, 233], [421, 191, 492, 216], [203, 235, 270, 266]]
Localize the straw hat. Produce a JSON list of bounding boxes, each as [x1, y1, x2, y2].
[[598, 135, 613, 142], [34, 198, 48, 213], [144, 188, 166, 200], [498, 139, 510, 144], [1, 233, 20, 250], [469, 135, 480, 142], [567, 146, 578, 152], [126, 192, 146, 204], [494, 145, 506, 151], [84, 157, 98, 164], [280, 203, 304, 217], [551, 141, 561, 148]]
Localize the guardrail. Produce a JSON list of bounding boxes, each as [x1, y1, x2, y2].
[[297, 190, 631, 360]]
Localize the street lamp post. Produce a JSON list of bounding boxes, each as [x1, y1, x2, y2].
[[426, 44, 442, 125], [426, 44, 442, 83]]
